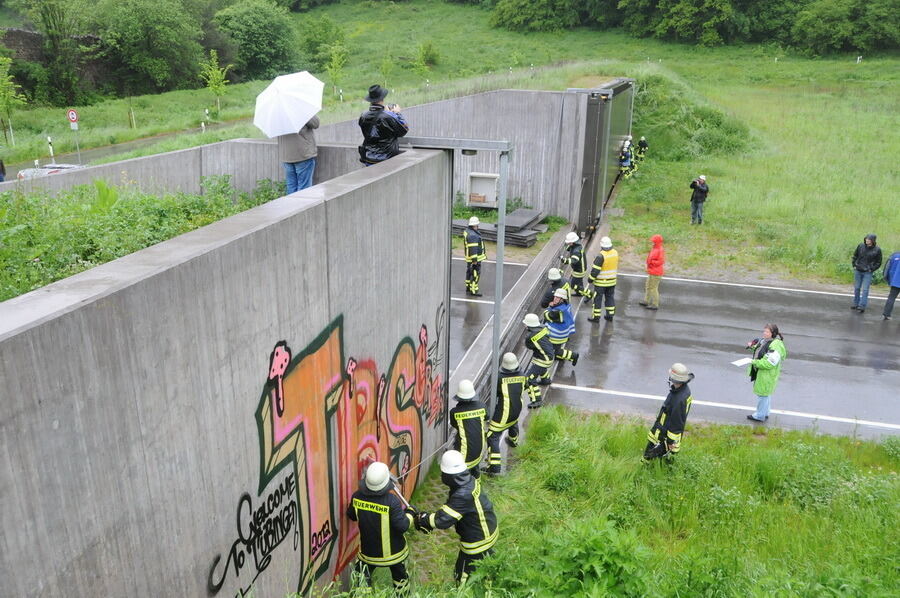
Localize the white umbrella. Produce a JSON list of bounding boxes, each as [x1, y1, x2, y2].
[[253, 71, 324, 138]]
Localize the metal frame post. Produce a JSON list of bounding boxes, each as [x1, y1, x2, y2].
[[489, 151, 510, 412]]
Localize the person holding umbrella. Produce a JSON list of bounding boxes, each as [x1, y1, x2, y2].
[[277, 115, 319, 193], [358, 84, 409, 165]]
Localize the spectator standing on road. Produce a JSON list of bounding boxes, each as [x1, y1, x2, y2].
[[690, 175, 708, 224], [850, 234, 882, 313], [277, 115, 319, 194], [881, 250, 900, 321], [640, 234, 665, 310], [643, 363, 694, 462], [745, 324, 787, 423], [358, 84, 409, 165]]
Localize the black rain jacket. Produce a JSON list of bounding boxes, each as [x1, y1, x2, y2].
[[424, 472, 498, 555], [852, 235, 883, 273], [358, 105, 409, 164], [346, 481, 413, 566]]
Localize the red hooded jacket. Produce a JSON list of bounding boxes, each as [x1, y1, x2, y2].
[[646, 234, 665, 276]]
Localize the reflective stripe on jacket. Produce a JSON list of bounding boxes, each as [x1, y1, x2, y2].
[[525, 326, 555, 365], [347, 483, 413, 566], [589, 249, 618, 286], [450, 400, 487, 468], [464, 227, 487, 262], [564, 243, 587, 277], [490, 370, 525, 432], [647, 381, 693, 451], [544, 303, 575, 340], [429, 475, 499, 555]]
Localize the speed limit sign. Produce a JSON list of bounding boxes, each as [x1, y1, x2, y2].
[[67, 109, 78, 123]]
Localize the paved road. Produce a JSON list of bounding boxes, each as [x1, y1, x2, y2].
[[541, 274, 899, 439], [448, 258, 527, 373]]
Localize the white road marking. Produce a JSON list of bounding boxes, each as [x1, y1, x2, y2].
[[451, 297, 495, 305], [551, 383, 900, 431], [617, 272, 887, 301], [452, 257, 529, 267]]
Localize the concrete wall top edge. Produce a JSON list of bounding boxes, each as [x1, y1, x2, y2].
[[0, 149, 441, 341]]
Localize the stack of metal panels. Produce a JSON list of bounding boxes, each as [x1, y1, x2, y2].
[[451, 209, 548, 247]]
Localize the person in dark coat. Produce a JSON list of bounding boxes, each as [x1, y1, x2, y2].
[[485, 353, 525, 475], [851, 234, 883, 313], [449, 379, 487, 477], [415, 450, 499, 585], [358, 84, 409, 165], [522, 313, 554, 408], [346, 461, 416, 596], [540, 267, 568, 308], [690, 175, 709, 224], [643, 363, 694, 461]]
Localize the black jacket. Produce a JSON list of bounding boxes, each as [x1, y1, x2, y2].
[[358, 105, 409, 164], [450, 399, 487, 468], [564, 242, 587, 278], [647, 377, 694, 449], [490, 368, 525, 432], [424, 472, 498, 555], [690, 180, 709, 202], [525, 326, 555, 364], [852, 235, 882, 273], [346, 481, 413, 566], [540, 279, 566, 308]]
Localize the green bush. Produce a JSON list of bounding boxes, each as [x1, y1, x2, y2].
[[490, 0, 579, 32], [214, 0, 298, 80], [299, 14, 346, 71]]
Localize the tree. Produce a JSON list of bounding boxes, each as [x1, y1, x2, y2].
[[214, 0, 297, 80], [199, 49, 232, 115], [324, 42, 348, 96], [0, 56, 27, 145], [490, 0, 580, 32], [13, 0, 84, 105], [89, 0, 204, 94], [298, 14, 345, 71]]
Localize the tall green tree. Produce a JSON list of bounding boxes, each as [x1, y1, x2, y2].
[[13, 0, 84, 105], [198, 49, 231, 115], [324, 42, 348, 96], [0, 56, 27, 145], [214, 0, 297, 80]]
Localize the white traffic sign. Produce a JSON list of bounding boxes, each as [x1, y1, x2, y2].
[[70, 122, 79, 131], [67, 109, 78, 123]]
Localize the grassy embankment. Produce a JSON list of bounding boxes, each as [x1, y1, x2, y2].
[[4, 0, 898, 285], [318, 407, 900, 598]]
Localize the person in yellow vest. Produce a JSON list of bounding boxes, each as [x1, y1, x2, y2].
[[346, 462, 417, 596], [463, 216, 487, 296], [485, 353, 526, 475], [587, 236, 618, 322]]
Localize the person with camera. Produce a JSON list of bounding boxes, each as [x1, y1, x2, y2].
[[689, 174, 709, 224], [358, 84, 409, 165], [346, 461, 417, 596], [745, 324, 787, 423]]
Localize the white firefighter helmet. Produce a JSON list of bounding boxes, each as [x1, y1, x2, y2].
[[523, 313, 541, 327], [365, 461, 391, 492], [600, 236, 613, 249], [640, 136, 646, 141], [468, 216, 480, 227], [554, 288, 569, 301], [668, 363, 692, 383], [501, 352, 519, 370], [565, 232, 579, 244], [548, 267, 562, 281], [456, 379, 476, 400], [626, 135, 633, 141], [440, 450, 467, 474]]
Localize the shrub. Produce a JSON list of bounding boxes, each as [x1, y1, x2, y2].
[[490, 0, 579, 32], [299, 14, 346, 71], [215, 0, 298, 80]]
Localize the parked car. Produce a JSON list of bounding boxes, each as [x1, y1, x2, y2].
[[16, 163, 86, 180]]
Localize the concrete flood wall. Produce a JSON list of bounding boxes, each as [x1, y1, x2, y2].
[[317, 89, 589, 220], [0, 149, 451, 597]]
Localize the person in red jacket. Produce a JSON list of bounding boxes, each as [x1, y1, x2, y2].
[[640, 234, 665, 310]]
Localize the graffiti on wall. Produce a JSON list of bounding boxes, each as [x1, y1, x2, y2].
[[208, 304, 446, 597]]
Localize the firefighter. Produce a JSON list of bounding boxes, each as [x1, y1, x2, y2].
[[523, 312, 554, 408], [449, 379, 487, 477], [346, 462, 417, 596], [415, 450, 499, 585], [619, 143, 633, 179], [540, 267, 569, 308], [485, 352, 526, 475], [643, 363, 695, 462], [587, 236, 618, 322], [463, 216, 487, 296], [544, 288, 579, 367], [560, 232, 592, 298], [636, 135, 648, 161]]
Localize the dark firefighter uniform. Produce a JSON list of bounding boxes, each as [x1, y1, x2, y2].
[[643, 374, 694, 461], [450, 398, 488, 474], [544, 301, 578, 365], [418, 473, 499, 584], [346, 481, 414, 594], [524, 323, 555, 407], [540, 278, 570, 308], [561, 241, 592, 298], [463, 226, 487, 296], [588, 247, 619, 321], [485, 367, 525, 473], [636, 138, 648, 161], [619, 146, 633, 178]]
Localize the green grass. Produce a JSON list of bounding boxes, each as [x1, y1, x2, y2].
[[342, 407, 900, 597], [5, 0, 898, 285]]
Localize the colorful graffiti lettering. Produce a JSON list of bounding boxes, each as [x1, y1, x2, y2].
[[208, 305, 446, 596]]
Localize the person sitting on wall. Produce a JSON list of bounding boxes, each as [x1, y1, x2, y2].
[[358, 85, 409, 166]]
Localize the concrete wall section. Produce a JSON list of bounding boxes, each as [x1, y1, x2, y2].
[[318, 90, 588, 219], [0, 149, 451, 597]]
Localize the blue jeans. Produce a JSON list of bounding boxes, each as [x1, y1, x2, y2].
[[691, 200, 704, 223], [753, 395, 771, 420], [853, 270, 873, 309], [283, 157, 316, 194]]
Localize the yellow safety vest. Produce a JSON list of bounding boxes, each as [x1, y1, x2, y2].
[[593, 249, 618, 286]]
